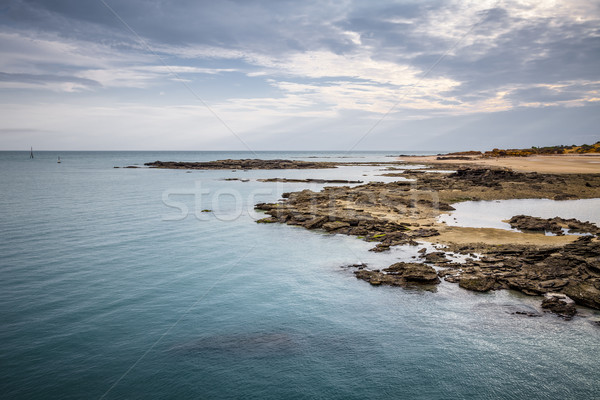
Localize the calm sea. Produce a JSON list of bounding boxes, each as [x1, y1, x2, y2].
[[1, 151, 599, 399]]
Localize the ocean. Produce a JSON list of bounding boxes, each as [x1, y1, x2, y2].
[[1, 151, 599, 399]]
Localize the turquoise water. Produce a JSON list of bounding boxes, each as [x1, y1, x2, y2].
[[1, 151, 599, 399]]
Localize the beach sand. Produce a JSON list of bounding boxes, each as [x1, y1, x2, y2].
[[402, 154, 600, 174]]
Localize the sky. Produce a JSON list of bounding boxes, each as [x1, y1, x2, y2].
[[0, 0, 599, 151]]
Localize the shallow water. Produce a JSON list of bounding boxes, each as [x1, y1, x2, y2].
[[1, 151, 599, 399], [439, 198, 600, 231]]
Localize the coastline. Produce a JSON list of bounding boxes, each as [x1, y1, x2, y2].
[[141, 154, 600, 317], [249, 155, 600, 316], [401, 154, 600, 174]]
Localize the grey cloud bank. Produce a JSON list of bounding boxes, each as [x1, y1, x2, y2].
[[0, 0, 598, 150]]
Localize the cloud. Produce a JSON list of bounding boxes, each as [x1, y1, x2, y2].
[[506, 81, 600, 107], [0, 0, 599, 149], [0, 71, 100, 91], [0, 29, 241, 91]]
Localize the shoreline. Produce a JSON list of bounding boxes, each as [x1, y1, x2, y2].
[[251, 156, 600, 316], [401, 154, 600, 174], [143, 155, 600, 318]]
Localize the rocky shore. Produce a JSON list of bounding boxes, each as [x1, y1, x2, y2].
[[257, 178, 364, 184], [143, 156, 600, 319], [144, 159, 338, 170], [254, 165, 600, 317], [506, 215, 600, 235], [439, 236, 600, 309]]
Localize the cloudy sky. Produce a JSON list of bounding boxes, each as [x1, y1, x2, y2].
[[0, 0, 598, 150]]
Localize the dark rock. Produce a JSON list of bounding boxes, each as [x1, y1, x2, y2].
[[437, 156, 472, 160], [437, 269, 457, 278], [410, 228, 439, 238], [258, 178, 363, 184], [541, 293, 577, 319], [256, 217, 277, 224], [563, 282, 600, 309], [354, 262, 440, 287], [322, 221, 351, 231], [145, 159, 338, 170], [458, 274, 496, 292], [450, 168, 535, 187], [507, 215, 562, 234], [424, 251, 450, 264], [554, 193, 578, 200], [507, 215, 599, 235], [512, 311, 542, 317], [303, 216, 328, 229], [383, 262, 440, 283], [369, 244, 391, 252], [341, 263, 368, 269]]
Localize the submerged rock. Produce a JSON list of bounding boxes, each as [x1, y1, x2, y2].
[[512, 310, 543, 318]]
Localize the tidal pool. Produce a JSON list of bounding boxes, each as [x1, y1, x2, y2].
[[439, 198, 600, 231]]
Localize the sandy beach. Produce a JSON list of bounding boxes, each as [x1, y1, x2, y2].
[[402, 154, 600, 174]]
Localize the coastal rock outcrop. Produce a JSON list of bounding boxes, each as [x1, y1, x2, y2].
[[458, 274, 497, 292], [354, 262, 439, 288], [423, 251, 450, 264], [541, 293, 577, 319], [507, 215, 600, 236], [250, 162, 600, 311], [257, 178, 363, 184], [440, 236, 600, 308], [145, 159, 338, 170]]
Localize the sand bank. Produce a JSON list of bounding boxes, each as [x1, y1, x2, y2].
[[402, 154, 600, 174]]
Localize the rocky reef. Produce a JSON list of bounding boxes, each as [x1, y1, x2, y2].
[[255, 166, 600, 314], [541, 293, 577, 319], [353, 262, 440, 288], [439, 236, 600, 309], [145, 159, 338, 170], [143, 156, 600, 318], [257, 178, 363, 184], [507, 215, 600, 235]]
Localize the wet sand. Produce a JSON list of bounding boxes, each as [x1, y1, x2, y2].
[[402, 154, 600, 174]]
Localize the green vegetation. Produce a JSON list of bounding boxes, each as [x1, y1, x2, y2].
[[483, 141, 600, 157]]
